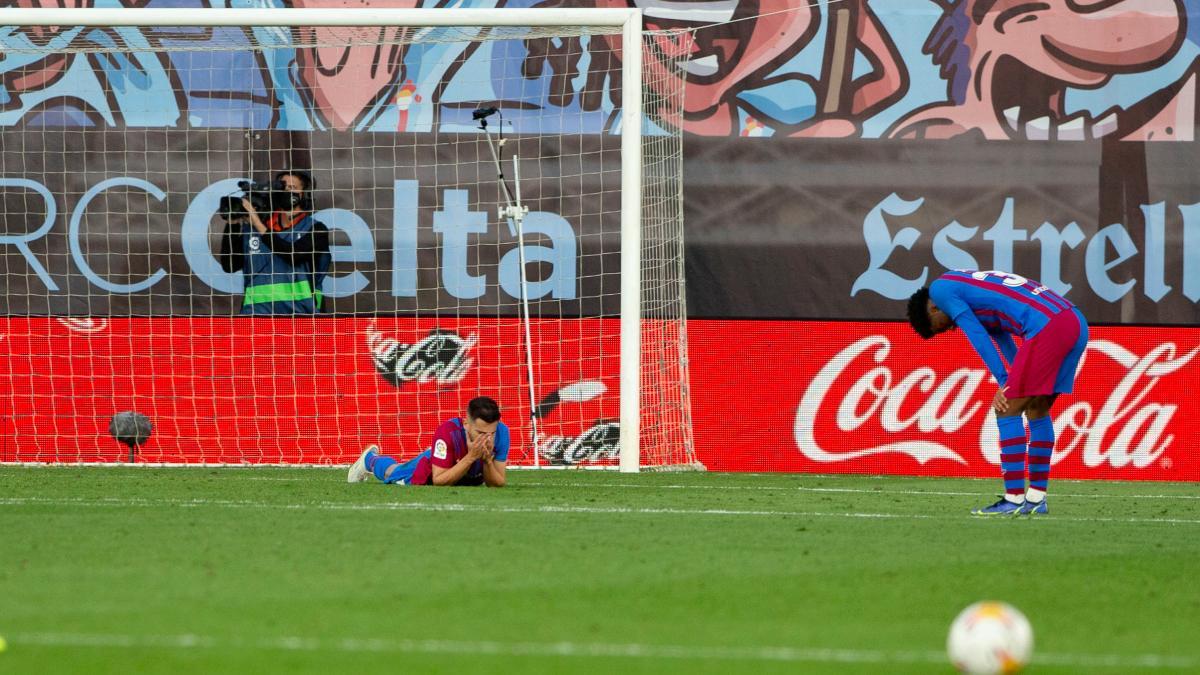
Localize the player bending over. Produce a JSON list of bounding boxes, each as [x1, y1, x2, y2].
[[907, 270, 1088, 516], [348, 396, 508, 487]]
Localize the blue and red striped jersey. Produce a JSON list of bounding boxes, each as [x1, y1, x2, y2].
[[928, 270, 1076, 386]]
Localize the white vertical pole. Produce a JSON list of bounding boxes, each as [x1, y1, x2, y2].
[[618, 11, 642, 473], [510, 156, 540, 468]]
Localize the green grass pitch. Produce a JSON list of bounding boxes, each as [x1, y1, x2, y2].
[[2, 468, 1198, 674]]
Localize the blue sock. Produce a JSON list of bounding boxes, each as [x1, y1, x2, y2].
[[997, 415, 1027, 501], [369, 452, 398, 483], [1027, 417, 1054, 495]]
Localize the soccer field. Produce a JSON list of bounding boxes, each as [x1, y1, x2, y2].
[[2, 468, 1198, 674]]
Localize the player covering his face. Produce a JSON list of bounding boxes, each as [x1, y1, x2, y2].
[[347, 396, 509, 488]]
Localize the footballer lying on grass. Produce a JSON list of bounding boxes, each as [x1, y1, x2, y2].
[[348, 396, 508, 487], [908, 270, 1088, 517]]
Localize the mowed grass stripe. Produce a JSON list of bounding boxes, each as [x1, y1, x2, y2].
[[4, 495, 1200, 525], [224, 474, 1200, 501], [9, 632, 1199, 670], [520, 481, 1200, 501], [18, 466, 1197, 501]]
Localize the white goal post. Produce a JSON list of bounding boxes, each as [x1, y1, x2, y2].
[[0, 7, 698, 472]]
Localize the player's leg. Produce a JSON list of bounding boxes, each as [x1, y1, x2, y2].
[[1009, 308, 1086, 516], [1021, 395, 1058, 515], [372, 449, 431, 485], [348, 445, 428, 485], [974, 311, 1077, 516], [973, 408, 1028, 515]]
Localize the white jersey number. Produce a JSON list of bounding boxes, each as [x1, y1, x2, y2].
[[968, 270, 1028, 287]]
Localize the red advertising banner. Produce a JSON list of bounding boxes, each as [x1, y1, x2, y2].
[[689, 320, 1200, 481], [4, 317, 1200, 481], [1, 317, 619, 467]]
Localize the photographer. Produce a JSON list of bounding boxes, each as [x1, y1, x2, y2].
[[218, 170, 332, 315]]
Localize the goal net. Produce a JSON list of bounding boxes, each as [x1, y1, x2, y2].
[[0, 7, 700, 471]]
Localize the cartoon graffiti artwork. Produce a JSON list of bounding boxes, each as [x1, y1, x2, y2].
[[229, 0, 457, 132], [0, 0, 466, 132], [267, 0, 501, 133], [0, 0, 201, 128], [888, 0, 1195, 141], [1, 1, 1198, 136], [784, 0, 908, 138], [512, 0, 906, 138], [288, 0, 418, 132], [514, 0, 1198, 140], [258, 0, 501, 133], [0, 1, 93, 121], [603, 0, 823, 136], [393, 79, 420, 132]]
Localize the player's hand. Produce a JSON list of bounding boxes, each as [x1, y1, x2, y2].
[[993, 387, 1010, 415], [467, 433, 488, 460]]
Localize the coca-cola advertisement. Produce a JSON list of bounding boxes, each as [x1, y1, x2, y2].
[[688, 320, 1200, 481], [4, 316, 1199, 481], [0, 316, 622, 466], [368, 325, 478, 389]]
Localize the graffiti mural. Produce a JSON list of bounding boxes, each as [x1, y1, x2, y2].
[[1, 0, 1195, 139], [0, 0, 489, 131], [888, 0, 1194, 141]]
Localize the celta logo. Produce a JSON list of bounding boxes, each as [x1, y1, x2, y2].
[[0, 177, 579, 301]]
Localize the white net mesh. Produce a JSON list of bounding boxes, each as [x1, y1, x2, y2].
[[0, 15, 697, 470]]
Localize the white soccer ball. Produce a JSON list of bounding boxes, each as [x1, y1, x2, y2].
[[946, 601, 1033, 674]]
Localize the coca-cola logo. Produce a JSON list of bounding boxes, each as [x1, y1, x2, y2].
[[532, 380, 617, 465], [57, 318, 109, 334], [539, 420, 620, 465], [795, 335, 1199, 469], [367, 325, 476, 388], [3, 318, 106, 343], [795, 336, 977, 465]]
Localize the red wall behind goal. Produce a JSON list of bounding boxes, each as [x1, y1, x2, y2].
[[2, 317, 617, 467], [4, 318, 1199, 481]]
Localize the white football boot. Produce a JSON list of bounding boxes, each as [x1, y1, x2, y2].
[[347, 445, 378, 483]]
